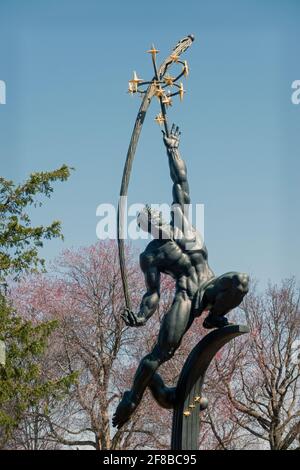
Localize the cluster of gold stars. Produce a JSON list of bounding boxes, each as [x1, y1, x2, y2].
[[183, 396, 207, 417], [127, 43, 190, 126]]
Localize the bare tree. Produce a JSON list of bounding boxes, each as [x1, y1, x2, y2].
[[11, 242, 300, 450], [209, 279, 300, 449], [11, 241, 177, 449]]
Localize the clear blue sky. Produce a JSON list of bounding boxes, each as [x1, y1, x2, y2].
[[0, 0, 299, 285]]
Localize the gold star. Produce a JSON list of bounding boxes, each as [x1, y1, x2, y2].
[[162, 94, 172, 107], [164, 75, 175, 86], [147, 44, 160, 59], [154, 113, 165, 126], [154, 85, 164, 98], [179, 82, 185, 101], [183, 60, 189, 77], [194, 396, 201, 402], [183, 410, 191, 417], [170, 53, 179, 63], [127, 82, 136, 95], [189, 404, 196, 409], [129, 71, 143, 91]]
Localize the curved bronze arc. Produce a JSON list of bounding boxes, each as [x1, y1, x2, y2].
[[117, 85, 154, 310], [117, 35, 195, 311], [171, 324, 249, 450]]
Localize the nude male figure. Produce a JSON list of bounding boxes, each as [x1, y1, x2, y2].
[[113, 124, 249, 429]]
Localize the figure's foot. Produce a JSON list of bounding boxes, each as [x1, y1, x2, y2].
[[112, 391, 137, 429], [203, 313, 231, 330]]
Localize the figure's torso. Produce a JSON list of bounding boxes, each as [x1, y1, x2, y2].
[[141, 232, 214, 300]]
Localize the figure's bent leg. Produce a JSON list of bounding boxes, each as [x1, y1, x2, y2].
[[112, 291, 192, 428], [131, 290, 192, 402], [202, 272, 249, 329], [148, 372, 176, 409]]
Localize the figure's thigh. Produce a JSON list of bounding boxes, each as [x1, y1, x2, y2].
[[157, 291, 192, 356], [203, 272, 249, 316], [204, 272, 240, 302]]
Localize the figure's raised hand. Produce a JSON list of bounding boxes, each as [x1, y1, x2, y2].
[[121, 308, 145, 327], [162, 123, 181, 149]]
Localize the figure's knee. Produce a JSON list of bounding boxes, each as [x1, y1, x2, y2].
[[159, 341, 179, 363], [142, 342, 178, 374], [217, 272, 249, 293], [207, 272, 249, 318], [232, 272, 249, 295], [162, 345, 177, 362], [142, 350, 160, 376]]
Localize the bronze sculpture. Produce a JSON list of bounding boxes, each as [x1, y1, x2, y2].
[[114, 36, 249, 449]]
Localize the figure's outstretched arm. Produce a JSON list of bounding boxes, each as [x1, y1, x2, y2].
[[163, 124, 190, 208], [121, 261, 160, 327]]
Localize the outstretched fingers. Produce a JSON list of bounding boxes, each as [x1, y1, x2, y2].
[[170, 123, 181, 137], [121, 309, 138, 326], [121, 309, 131, 326]]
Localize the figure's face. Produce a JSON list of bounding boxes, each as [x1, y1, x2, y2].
[[137, 206, 162, 234]]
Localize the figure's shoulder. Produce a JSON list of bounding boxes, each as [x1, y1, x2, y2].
[[140, 250, 153, 272], [139, 239, 166, 270]]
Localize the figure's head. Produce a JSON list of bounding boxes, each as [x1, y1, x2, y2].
[[137, 205, 171, 239], [137, 205, 161, 234]]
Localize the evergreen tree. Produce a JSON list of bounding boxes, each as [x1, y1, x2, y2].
[[0, 165, 75, 447], [0, 164, 71, 280]]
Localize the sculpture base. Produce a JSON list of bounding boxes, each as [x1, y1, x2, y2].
[[171, 324, 249, 450]]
